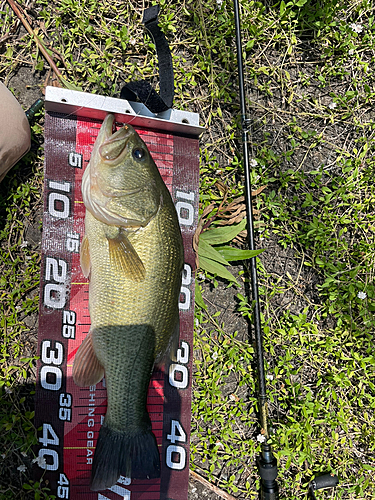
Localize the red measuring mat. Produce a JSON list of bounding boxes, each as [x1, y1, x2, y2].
[[35, 112, 199, 500]]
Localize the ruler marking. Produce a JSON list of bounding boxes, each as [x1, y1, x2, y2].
[[35, 114, 196, 500]]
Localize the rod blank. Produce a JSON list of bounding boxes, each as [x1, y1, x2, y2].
[[232, 1, 279, 498]]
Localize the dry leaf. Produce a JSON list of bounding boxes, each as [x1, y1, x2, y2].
[[194, 181, 266, 257]]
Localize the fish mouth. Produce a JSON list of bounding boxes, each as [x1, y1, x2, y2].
[[95, 114, 150, 197], [98, 115, 134, 161], [82, 114, 158, 228]]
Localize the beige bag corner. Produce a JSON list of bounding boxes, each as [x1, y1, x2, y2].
[[0, 82, 31, 182]]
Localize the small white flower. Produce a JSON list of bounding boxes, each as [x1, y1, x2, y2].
[[348, 48, 354, 55], [227, 363, 234, 370], [257, 434, 266, 443], [328, 102, 337, 109], [215, 441, 224, 449], [266, 374, 274, 381], [21, 452, 27, 457], [17, 465, 26, 472], [4, 386, 12, 394], [216, 0, 223, 7], [212, 351, 218, 361], [250, 159, 258, 167], [20, 240, 28, 249], [198, 273, 206, 280], [350, 23, 363, 34], [229, 394, 236, 401], [1, 454, 5, 459], [357, 291, 367, 299], [194, 318, 199, 328], [129, 38, 136, 46], [32, 456, 47, 468]]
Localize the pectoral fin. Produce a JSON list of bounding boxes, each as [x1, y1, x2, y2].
[[108, 232, 146, 282], [73, 330, 104, 387], [80, 235, 91, 278]]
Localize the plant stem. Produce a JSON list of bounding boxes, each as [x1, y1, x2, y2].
[[6, 0, 63, 80]]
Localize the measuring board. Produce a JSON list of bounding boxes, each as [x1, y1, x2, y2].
[[34, 87, 203, 500]]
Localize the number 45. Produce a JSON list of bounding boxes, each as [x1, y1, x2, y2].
[[57, 473, 69, 499]]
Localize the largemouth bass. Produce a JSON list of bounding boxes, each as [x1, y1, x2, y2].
[[72, 114, 184, 491]]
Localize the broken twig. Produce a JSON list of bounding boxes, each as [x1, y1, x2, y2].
[[189, 469, 238, 500], [6, 0, 81, 90], [6, 0, 63, 79]]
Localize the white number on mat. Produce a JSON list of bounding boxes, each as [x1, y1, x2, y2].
[[176, 190, 195, 226], [167, 419, 187, 444], [38, 424, 60, 471], [57, 472, 70, 498], [40, 340, 64, 391], [47, 180, 71, 219], [179, 264, 192, 311], [62, 310, 76, 339]]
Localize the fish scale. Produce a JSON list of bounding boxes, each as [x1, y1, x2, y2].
[[87, 207, 182, 424], [87, 208, 182, 351], [72, 114, 184, 491]]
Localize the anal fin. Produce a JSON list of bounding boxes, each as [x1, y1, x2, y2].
[[73, 330, 104, 387], [108, 232, 146, 282]]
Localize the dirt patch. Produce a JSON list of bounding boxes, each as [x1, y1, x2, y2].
[[8, 65, 44, 110]]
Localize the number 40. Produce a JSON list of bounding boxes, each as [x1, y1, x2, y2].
[[166, 420, 187, 471]]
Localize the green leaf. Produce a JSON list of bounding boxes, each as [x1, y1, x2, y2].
[[195, 282, 207, 310], [362, 464, 375, 471], [198, 239, 229, 265], [199, 256, 239, 285], [199, 219, 247, 245], [215, 245, 264, 261], [59, 76, 83, 91]]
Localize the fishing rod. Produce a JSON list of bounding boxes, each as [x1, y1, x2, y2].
[[232, 1, 278, 498], [232, 2, 340, 499]]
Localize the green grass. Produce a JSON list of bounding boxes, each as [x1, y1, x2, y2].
[[0, 117, 44, 497], [1, 0, 375, 498]]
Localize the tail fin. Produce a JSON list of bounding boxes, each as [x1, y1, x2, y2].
[[90, 424, 161, 491]]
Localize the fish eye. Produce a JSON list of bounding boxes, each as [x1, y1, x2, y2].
[[132, 148, 145, 160]]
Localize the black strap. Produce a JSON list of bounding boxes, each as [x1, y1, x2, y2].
[[120, 5, 174, 113]]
